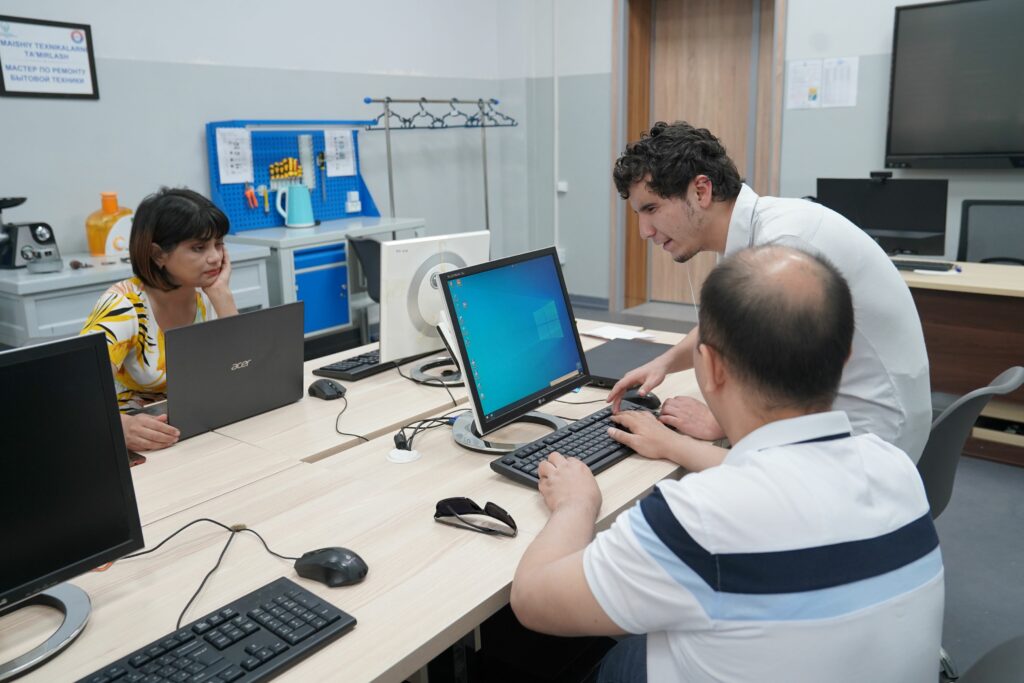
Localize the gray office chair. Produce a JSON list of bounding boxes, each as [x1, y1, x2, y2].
[[958, 201, 1024, 266], [918, 366, 1024, 520], [348, 237, 381, 344], [956, 635, 1024, 683], [917, 366, 1024, 681]]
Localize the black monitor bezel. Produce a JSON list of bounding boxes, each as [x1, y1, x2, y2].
[[0, 333, 144, 610], [439, 247, 590, 436], [884, 0, 1024, 169]]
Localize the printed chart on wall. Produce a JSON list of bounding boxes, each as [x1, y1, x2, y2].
[[0, 15, 99, 99]]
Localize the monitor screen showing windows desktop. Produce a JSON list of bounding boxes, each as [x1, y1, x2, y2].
[[440, 247, 589, 436]]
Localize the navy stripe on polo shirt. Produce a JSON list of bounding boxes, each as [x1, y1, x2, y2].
[[639, 486, 939, 594]]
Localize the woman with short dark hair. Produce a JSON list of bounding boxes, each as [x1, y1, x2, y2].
[[81, 187, 238, 452]]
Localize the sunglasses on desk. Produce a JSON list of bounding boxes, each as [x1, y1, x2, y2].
[[434, 497, 518, 538]]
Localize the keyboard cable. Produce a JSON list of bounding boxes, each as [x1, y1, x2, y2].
[[115, 518, 302, 629]]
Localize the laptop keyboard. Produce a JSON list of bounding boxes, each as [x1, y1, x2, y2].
[[490, 402, 651, 487], [312, 350, 394, 382]]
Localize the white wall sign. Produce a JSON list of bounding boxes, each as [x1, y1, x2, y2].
[[0, 15, 99, 99]]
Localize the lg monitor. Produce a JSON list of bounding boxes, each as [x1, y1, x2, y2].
[[816, 178, 948, 256], [438, 247, 589, 438], [379, 230, 490, 365], [0, 333, 144, 678]]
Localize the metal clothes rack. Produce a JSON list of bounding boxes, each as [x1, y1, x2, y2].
[[362, 97, 518, 231]]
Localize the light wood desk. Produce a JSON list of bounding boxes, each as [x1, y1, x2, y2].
[[131, 431, 302, 527], [213, 319, 649, 464], [212, 343, 469, 463], [3, 324, 697, 683], [901, 262, 1024, 465]]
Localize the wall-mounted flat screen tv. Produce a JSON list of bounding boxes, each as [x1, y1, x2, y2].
[[885, 0, 1024, 169]]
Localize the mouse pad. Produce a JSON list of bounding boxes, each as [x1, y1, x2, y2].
[[585, 338, 674, 388]]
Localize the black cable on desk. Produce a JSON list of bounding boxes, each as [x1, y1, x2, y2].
[[121, 517, 303, 629], [335, 396, 370, 442], [395, 363, 458, 407]]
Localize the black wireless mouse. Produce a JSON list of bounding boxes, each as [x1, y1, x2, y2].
[[621, 389, 661, 411], [308, 378, 346, 401], [294, 547, 368, 587]]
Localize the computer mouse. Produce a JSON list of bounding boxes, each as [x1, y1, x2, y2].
[[621, 389, 661, 411], [308, 378, 346, 401], [294, 547, 368, 587]]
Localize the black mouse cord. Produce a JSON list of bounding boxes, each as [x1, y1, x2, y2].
[[119, 517, 301, 628], [334, 396, 370, 442]]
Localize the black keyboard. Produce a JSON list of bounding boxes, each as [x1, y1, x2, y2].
[[890, 257, 955, 272], [312, 348, 439, 382], [490, 402, 650, 487], [77, 577, 355, 683], [312, 350, 393, 382]]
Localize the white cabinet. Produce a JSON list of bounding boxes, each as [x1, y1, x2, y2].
[[0, 244, 270, 347]]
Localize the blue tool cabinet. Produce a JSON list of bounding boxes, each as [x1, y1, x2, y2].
[[225, 218, 425, 337]]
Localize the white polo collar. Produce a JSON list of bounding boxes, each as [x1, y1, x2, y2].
[[724, 183, 760, 257], [725, 411, 853, 466]]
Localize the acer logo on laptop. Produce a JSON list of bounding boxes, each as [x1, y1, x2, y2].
[[230, 359, 252, 371]]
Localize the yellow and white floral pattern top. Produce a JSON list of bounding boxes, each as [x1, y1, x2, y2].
[[80, 277, 216, 411]]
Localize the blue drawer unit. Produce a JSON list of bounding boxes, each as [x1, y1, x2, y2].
[[294, 244, 349, 334]]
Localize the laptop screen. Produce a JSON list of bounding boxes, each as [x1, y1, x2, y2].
[[441, 247, 588, 435]]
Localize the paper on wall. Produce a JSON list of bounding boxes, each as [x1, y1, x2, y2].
[[325, 129, 356, 177], [215, 128, 254, 184], [822, 57, 859, 108], [786, 59, 823, 109]]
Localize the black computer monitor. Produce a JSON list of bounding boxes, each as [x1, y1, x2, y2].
[[438, 247, 589, 436], [0, 333, 144, 677], [816, 178, 948, 255]]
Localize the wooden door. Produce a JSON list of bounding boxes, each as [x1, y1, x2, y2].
[[625, 0, 783, 306]]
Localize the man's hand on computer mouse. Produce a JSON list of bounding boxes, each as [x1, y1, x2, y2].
[[607, 356, 670, 412], [608, 410, 695, 464], [121, 413, 180, 452], [658, 396, 726, 441], [537, 452, 602, 518]]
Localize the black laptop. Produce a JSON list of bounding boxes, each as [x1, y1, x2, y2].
[[585, 338, 674, 388], [136, 302, 304, 440]]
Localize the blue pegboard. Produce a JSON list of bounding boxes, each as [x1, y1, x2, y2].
[[205, 120, 380, 233]]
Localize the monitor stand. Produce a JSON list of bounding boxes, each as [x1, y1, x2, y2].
[[452, 412, 569, 455], [411, 355, 464, 387], [0, 583, 90, 681]]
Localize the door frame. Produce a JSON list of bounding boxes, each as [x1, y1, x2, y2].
[[609, 0, 787, 311]]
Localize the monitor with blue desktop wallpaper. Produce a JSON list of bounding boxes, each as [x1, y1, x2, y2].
[[439, 247, 589, 436]]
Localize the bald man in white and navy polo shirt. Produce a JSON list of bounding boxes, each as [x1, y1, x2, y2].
[[511, 245, 943, 683]]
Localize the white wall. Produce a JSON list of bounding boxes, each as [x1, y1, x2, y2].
[[0, 1, 532, 258], [785, 0, 915, 59], [1, 0, 501, 77], [1, 1, 618, 297]]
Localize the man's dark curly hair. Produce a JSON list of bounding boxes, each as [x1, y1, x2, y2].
[[612, 121, 743, 202]]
